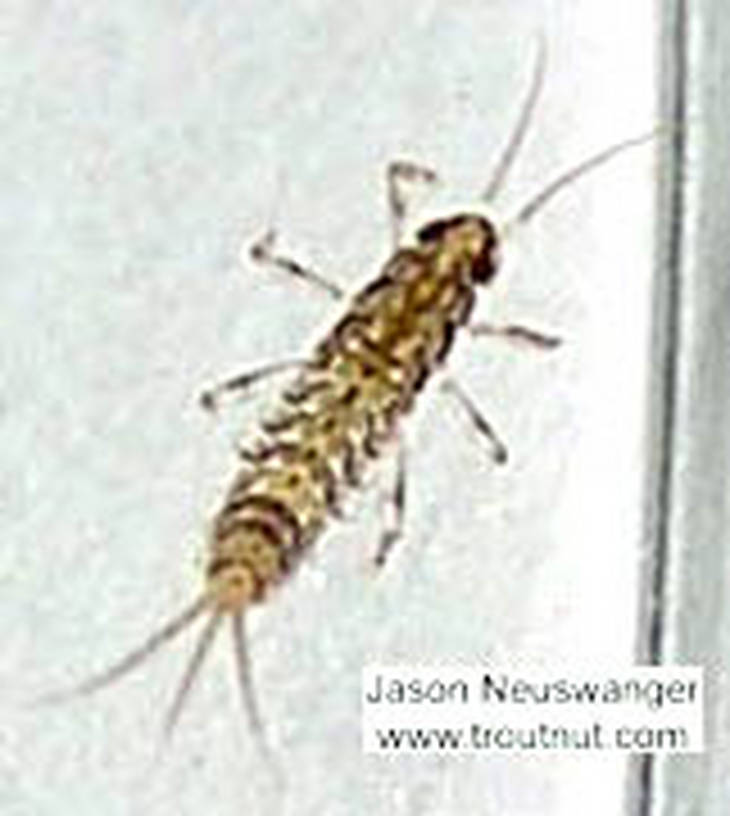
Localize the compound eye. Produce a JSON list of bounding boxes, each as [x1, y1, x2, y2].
[[472, 239, 499, 283], [416, 218, 454, 244]]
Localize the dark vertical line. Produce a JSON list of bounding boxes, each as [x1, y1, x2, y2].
[[632, 0, 690, 815], [647, 0, 689, 668]]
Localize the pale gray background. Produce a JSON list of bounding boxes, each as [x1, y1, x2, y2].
[[1, 1, 658, 814], [646, 1, 730, 814]]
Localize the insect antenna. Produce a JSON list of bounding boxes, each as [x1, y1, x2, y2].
[[482, 33, 546, 203], [163, 609, 223, 741], [506, 130, 659, 231], [37, 595, 209, 705]]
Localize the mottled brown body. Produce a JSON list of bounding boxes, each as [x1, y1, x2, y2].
[[207, 214, 498, 612], [53, 41, 654, 749]]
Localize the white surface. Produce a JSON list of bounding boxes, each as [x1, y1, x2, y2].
[[0, 1, 656, 814]]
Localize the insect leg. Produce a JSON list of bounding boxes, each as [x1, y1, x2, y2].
[[441, 378, 509, 465], [468, 322, 562, 350], [200, 359, 306, 412], [248, 228, 345, 299], [387, 160, 438, 247], [374, 442, 407, 568]]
